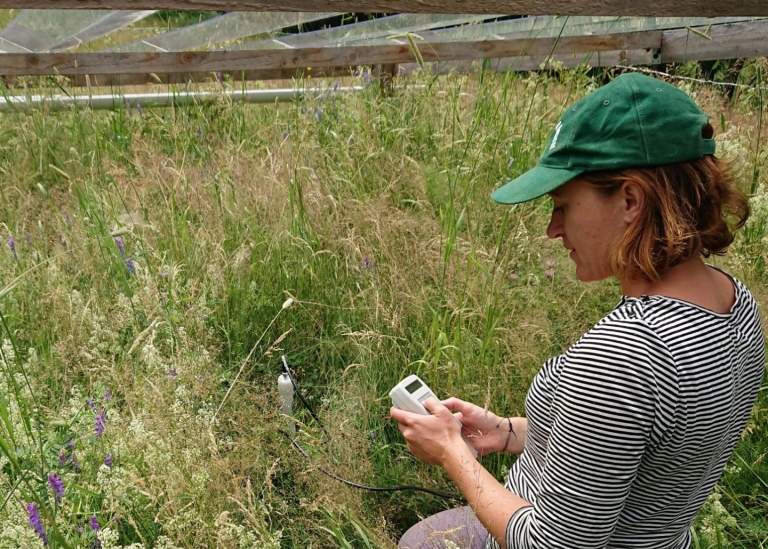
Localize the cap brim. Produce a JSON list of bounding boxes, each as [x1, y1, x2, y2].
[[491, 165, 584, 204]]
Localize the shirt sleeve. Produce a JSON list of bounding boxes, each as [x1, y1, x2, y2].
[[505, 318, 670, 549]]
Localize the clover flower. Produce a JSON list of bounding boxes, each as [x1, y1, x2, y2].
[[26, 503, 47, 545], [48, 473, 65, 503], [95, 408, 107, 438]]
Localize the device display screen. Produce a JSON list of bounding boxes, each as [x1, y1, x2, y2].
[[406, 379, 423, 394]]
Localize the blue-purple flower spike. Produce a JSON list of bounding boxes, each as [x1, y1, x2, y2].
[[90, 515, 100, 531], [48, 473, 65, 503], [8, 236, 16, 260], [26, 503, 48, 545], [105, 453, 113, 467], [126, 258, 136, 276], [114, 236, 125, 258], [95, 408, 107, 438]]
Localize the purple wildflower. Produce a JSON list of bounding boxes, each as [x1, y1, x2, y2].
[[333, 80, 339, 92], [104, 389, 112, 401], [89, 515, 100, 531], [48, 473, 65, 503], [67, 439, 75, 448], [71, 454, 82, 473], [8, 236, 17, 260], [59, 452, 67, 467], [105, 453, 113, 467], [544, 268, 555, 279], [545, 260, 556, 268], [169, 368, 178, 380], [216, 71, 222, 82], [509, 272, 519, 281], [26, 503, 47, 545], [125, 258, 135, 276], [95, 408, 106, 439], [136, 103, 143, 117], [87, 398, 97, 412], [114, 236, 125, 257], [315, 107, 323, 121]]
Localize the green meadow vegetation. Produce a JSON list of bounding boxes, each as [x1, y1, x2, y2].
[[0, 64, 767, 548]]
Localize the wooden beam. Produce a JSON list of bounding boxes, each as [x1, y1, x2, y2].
[[661, 21, 768, 62], [0, 32, 662, 76], [2, 1, 768, 16], [403, 48, 658, 75], [59, 66, 354, 87]]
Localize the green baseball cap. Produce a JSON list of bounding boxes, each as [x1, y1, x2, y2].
[[491, 72, 716, 204]]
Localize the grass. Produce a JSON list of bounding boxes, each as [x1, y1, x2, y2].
[[0, 63, 766, 548]]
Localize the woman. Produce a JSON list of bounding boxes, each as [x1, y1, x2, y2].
[[390, 73, 765, 549]]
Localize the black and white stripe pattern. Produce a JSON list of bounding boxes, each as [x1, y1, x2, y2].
[[487, 271, 765, 549]]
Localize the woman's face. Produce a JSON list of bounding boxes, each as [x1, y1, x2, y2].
[[546, 178, 630, 282]]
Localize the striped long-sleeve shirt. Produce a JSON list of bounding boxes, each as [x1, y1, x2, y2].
[[488, 272, 765, 549]]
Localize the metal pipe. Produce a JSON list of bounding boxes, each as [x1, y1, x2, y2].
[[0, 86, 366, 112]]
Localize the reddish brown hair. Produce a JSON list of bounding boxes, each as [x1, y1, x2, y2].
[[582, 155, 750, 282]]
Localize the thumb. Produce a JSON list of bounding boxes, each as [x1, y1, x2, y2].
[[422, 396, 444, 415]]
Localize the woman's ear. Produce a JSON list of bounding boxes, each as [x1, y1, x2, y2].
[[620, 180, 646, 223]]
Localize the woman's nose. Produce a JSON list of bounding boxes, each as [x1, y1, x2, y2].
[[546, 211, 564, 240]]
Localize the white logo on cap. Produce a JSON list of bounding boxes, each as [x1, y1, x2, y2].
[[549, 121, 563, 150]]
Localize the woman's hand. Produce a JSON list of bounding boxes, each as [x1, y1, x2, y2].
[[442, 397, 527, 456], [390, 398, 468, 466]]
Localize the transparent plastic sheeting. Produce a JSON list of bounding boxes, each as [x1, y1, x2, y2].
[[110, 12, 342, 52], [0, 10, 155, 53], [358, 16, 768, 46], [228, 14, 500, 51]]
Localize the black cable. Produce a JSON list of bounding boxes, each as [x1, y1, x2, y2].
[[278, 355, 466, 504], [279, 430, 466, 503], [281, 355, 330, 440]]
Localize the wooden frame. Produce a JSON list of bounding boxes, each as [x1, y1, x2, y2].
[[0, 19, 766, 85], [3, 1, 768, 17], [0, 32, 666, 76]]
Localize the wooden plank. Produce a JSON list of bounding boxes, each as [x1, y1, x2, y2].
[[402, 48, 658, 75], [661, 20, 768, 62], [0, 31, 662, 76], [59, 66, 353, 87], [3, 1, 768, 16]]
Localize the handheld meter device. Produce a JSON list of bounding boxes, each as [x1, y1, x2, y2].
[[389, 374, 437, 415], [389, 375, 478, 458]]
